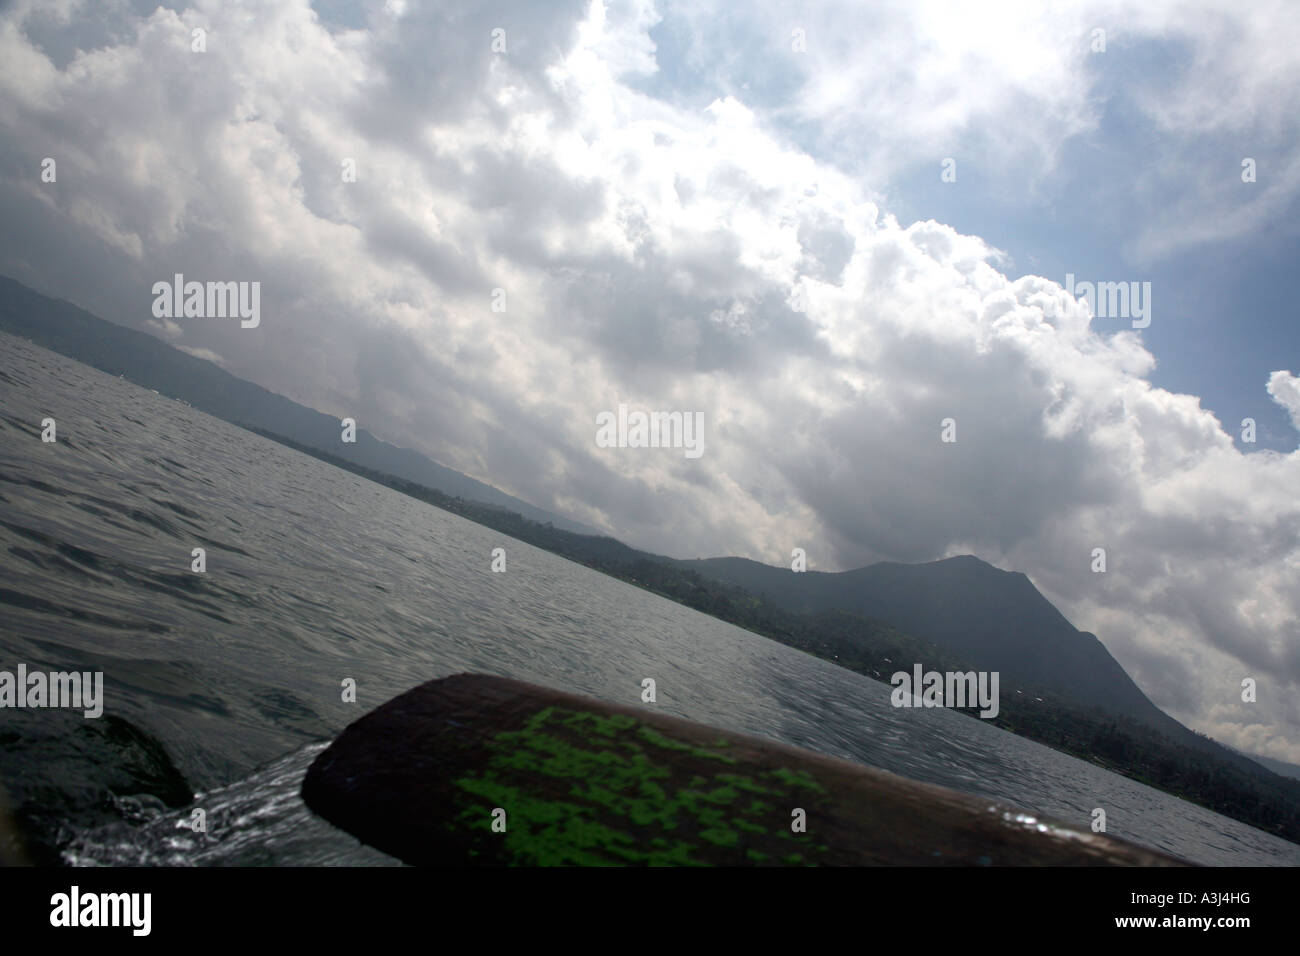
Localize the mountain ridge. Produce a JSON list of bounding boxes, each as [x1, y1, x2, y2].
[[672, 553, 1244, 765]]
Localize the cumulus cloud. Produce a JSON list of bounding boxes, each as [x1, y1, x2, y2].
[[0, 0, 1297, 761], [1267, 370, 1300, 432], [176, 345, 227, 366], [145, 317, 183, 340], [645, 0, 1300, 261]]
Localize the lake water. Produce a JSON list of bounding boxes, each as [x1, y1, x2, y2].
[[1, 332, 1296, 866]]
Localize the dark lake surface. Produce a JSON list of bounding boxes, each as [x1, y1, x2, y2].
[[1, 332, 1296, 866]]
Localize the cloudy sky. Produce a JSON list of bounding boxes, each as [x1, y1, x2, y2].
[[1, 0, 1297, 762]]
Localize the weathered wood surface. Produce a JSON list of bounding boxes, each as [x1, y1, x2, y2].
[[302, 673, 1189, 867]]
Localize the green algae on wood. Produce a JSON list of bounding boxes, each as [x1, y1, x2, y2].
[[448, 707, 822, 865], [302, 673, 1190, 867]]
